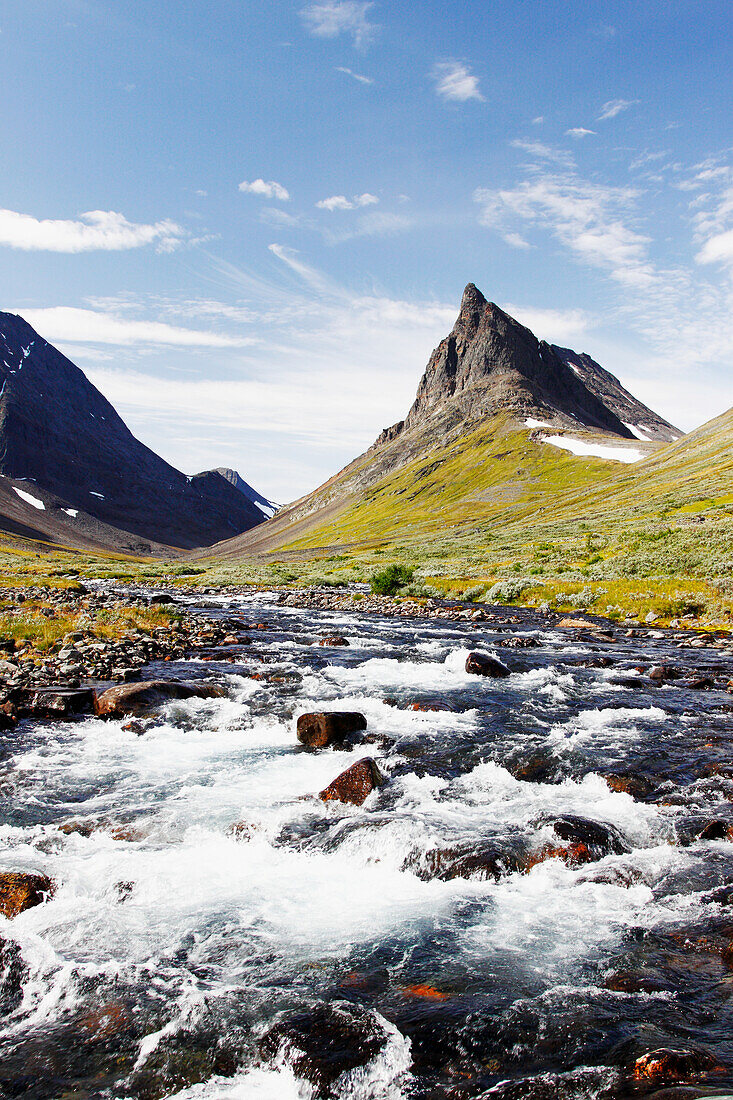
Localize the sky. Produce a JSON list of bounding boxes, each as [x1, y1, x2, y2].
[[2, 0, 732, 503]]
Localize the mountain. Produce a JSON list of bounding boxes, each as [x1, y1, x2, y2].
[[206, 284, 682, 559], [212, 468, 280, 519], [0, 312, 266, 552]]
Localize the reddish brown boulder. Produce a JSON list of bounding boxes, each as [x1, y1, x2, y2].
[[632, 1047, 718, 1083], [0, 872, 55, 919], [296, 712, 367, 750], [319, 758, 384, 806], [465, 652, 510, 678], [318, 636, 350, 647], [94, 680, 225, 718]]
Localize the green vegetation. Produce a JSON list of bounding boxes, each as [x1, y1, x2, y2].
[[371, 564, 414, 595], [0, 599, 181, 653], [0, 409, 730, 631]]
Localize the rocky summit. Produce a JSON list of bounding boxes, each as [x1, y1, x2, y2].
[[376, 283, 679, 446], [210, 283, 681, 558], [0, 312, 266, 552]]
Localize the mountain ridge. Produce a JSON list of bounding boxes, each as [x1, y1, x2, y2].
[[0, 311, 266, 552]]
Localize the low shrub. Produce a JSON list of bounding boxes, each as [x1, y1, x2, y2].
[[371, 564, 414, 596]]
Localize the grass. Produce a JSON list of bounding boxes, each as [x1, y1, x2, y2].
[[0, 410, 730, 631], [0, 598, 181, 653]]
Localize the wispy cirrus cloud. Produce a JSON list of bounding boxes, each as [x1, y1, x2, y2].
[[335, 65, 373, 84], [238, 179, 290, 201], [510, 139, 574, 168], [316, 192, 378, 211], [566, 128, 595, 138], [598, 98, 638, 120], [301, 2, 377, 49], [432, 60, 484, 103], [0, 208, 186, 253], [14, 306, 252, 347]]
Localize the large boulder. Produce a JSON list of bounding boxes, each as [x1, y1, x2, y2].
[[94, 680, 225, 718], [296, 712, 367, 750], [259, 1002, 389, 1095], [0, 872, 55, 919], [319, 758, 384, 806], [465, 652, 510, 678]]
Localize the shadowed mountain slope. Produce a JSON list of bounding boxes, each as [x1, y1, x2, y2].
[[0, 312, 266, 552]]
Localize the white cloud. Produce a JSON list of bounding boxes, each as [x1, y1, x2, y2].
[[301, 2, 376, 48], [316, 194, 353, 211], [503, 304, 591, 342], [238, 179, 290, 201], [598, 98, 638, 120], [268, 243, 330, 290], [335, 66, 373, 84], [316, 192, 379, 211], [566, 128, 596, 138], [322, 210, 413, 243], [532, 116, 544, 125], [14, 307, 251, 348], [510, 139, 574, 167], [432, 61, 484, 103], [0, 208, 185, 253], [474, 173, 652, 287]]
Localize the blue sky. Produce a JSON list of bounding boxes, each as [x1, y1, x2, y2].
[[2, 0, 731, 501]]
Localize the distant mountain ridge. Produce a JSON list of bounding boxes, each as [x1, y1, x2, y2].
[[213, 468, 280, 518], [0, 311, 266, 551]]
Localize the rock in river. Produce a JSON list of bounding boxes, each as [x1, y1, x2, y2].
[[296, 712, 367, 750], [259, 1002, 390, 1095], [319, 758, 384, 806], [465, 652, 510, 677], [0, 872, 55, 919], [94, 680, 225, 718]]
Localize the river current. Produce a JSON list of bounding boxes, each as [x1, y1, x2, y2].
[[1, 590, 733, 1099]]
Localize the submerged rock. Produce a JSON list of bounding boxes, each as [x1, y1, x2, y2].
[[0, 871, 55, 918], [465, 652, 511, 677], [296, 712, 367, 750], [319, 758, 384, 806], [632, 1047, 719, 1083], [404, 842, 521, 882], [0, 936, 27, 1012], [93, 679, 225, 718], [259, 1001, 389, 1095]]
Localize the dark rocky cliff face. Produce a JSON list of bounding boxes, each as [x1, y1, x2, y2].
[[379, 284, 679, 444], [0, 312, 265, 549]]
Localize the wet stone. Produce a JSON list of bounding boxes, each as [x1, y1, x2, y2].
[[296, 711, 367, 750], [632, 1047, 720, 1083], [0, 871, 55, 919], [318, 635, 350, 647], [94, 679, 226, 718], [259, 1002, 389, 1096], [319, 758, 385, 806], [0, 936, 27, 1013], [465, 651, 511, 677], [404, 842, 521, 882]]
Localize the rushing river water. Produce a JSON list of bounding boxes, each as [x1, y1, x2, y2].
[[2, 591, 733, 1099]]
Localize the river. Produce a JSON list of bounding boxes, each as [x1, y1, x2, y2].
[[1, 590, 732, 1099]]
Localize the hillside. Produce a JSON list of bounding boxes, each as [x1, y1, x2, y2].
[[0, 312, 266, 552], [207, 285, 679, 560]]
